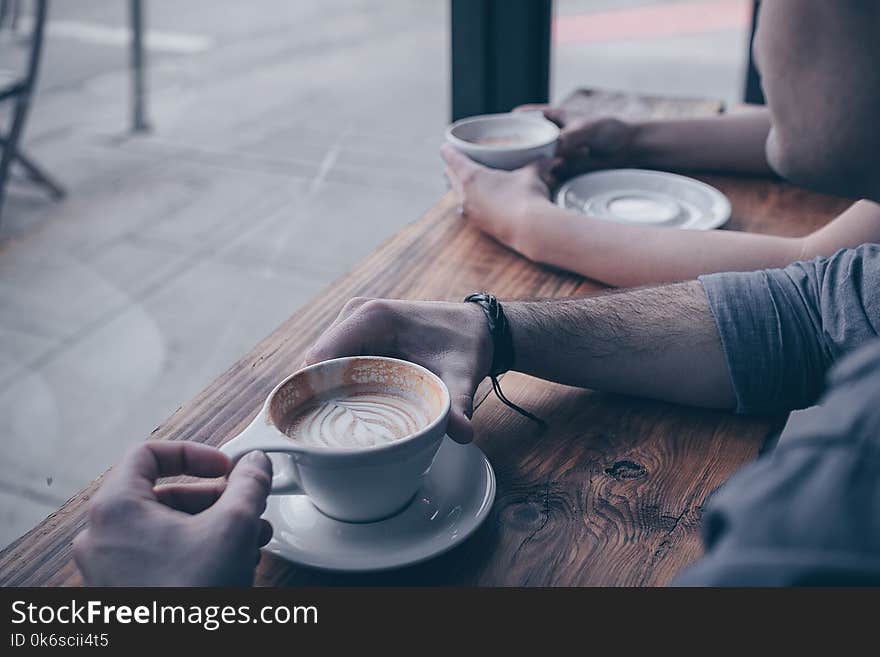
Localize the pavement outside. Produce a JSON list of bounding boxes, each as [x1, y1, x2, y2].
[[0, 0, 750, 548]]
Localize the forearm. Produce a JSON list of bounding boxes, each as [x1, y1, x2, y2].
[[801, 200, 880, 256], [519, 199, 880, 288], [628, 108, 774, 176], [503, 281, 736, 409], [521, 199, 803, 288]]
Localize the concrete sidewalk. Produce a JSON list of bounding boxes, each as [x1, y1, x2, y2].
[[0, 0, 747, 548]]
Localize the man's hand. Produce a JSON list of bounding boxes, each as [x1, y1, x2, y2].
[[516, 104, 777, 178], [73, 441, 273, 586], [304, 298, 493, 444], [515, 104, 637, 175], [440, 143, 557, 260]]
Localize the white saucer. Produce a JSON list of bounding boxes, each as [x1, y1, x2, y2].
[[556, 169, 731, 230], [262, 437, 496, 572]]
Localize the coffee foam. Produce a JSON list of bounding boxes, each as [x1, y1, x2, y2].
[[471, 135, 526, 146], [279, 385, 432, 449]]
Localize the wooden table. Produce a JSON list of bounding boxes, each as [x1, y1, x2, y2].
[[0, 90, 852, 587]]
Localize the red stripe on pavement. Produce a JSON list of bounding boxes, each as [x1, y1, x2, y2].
[[554, 0, 752, 45]]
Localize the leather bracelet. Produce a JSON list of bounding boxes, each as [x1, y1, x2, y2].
[[464, 293, 544, 426], [463, 292, 514, 376]]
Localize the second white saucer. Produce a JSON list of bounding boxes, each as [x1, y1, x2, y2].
[[556, 168, 731, 230]]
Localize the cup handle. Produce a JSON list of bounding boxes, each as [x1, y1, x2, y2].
[[221, 423, 304, 495]]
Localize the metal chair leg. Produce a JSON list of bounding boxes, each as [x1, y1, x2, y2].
[[0, 138, 65, 199], [0, 0, 62, 225], [14, 150, 65, 199], [129, 0, 150, 132], [0, 96, 30, 223]]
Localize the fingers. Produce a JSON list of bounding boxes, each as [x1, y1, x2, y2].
[[107, 442, 232, 500], [559, 121, 598, 153], [442, 376, 476, 444], [258, 519, 273, 547], [154, 481, 226, 514], [542, 108, 567, 127], [303, 298, 397, 366], [440, 143, 483, 182], [512, 105, 566, 127], [212, 450, 273, 521], [559, 117, 632, 165], [331, 296, 371, 327], [555, 152, 605, 177], [447, 402, 474, 444], [72, 531, 96, 584], [303, 297, 373, 366], [513, 103, 549, 113]]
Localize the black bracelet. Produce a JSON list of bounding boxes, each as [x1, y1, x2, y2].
[[464, 293, 544, 426]]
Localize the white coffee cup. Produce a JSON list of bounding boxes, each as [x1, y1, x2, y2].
[[221, 356, 450, 523], [445, 112, 559, 170]]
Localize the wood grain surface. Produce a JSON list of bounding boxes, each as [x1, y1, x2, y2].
[[0, 91, 852, 587]]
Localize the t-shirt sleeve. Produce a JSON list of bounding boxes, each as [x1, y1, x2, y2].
[[698, 244, 880, 414]]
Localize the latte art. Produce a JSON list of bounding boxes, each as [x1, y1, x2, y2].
[[280, 387, 432, 449]]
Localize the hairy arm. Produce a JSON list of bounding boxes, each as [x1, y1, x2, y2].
[[508, 240, 880, 415], [308, 246, 880, 442], [304, 281, 736, 442], [504, 281, 736, 409]]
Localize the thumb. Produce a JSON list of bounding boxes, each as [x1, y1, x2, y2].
[[542, 108, 567, 127], [512, 103, 550, 114], [212, 451, 273, 520]]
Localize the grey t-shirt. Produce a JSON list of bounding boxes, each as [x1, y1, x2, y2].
[[673, 244, 880, 585], [699, 243, 880, 414]]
